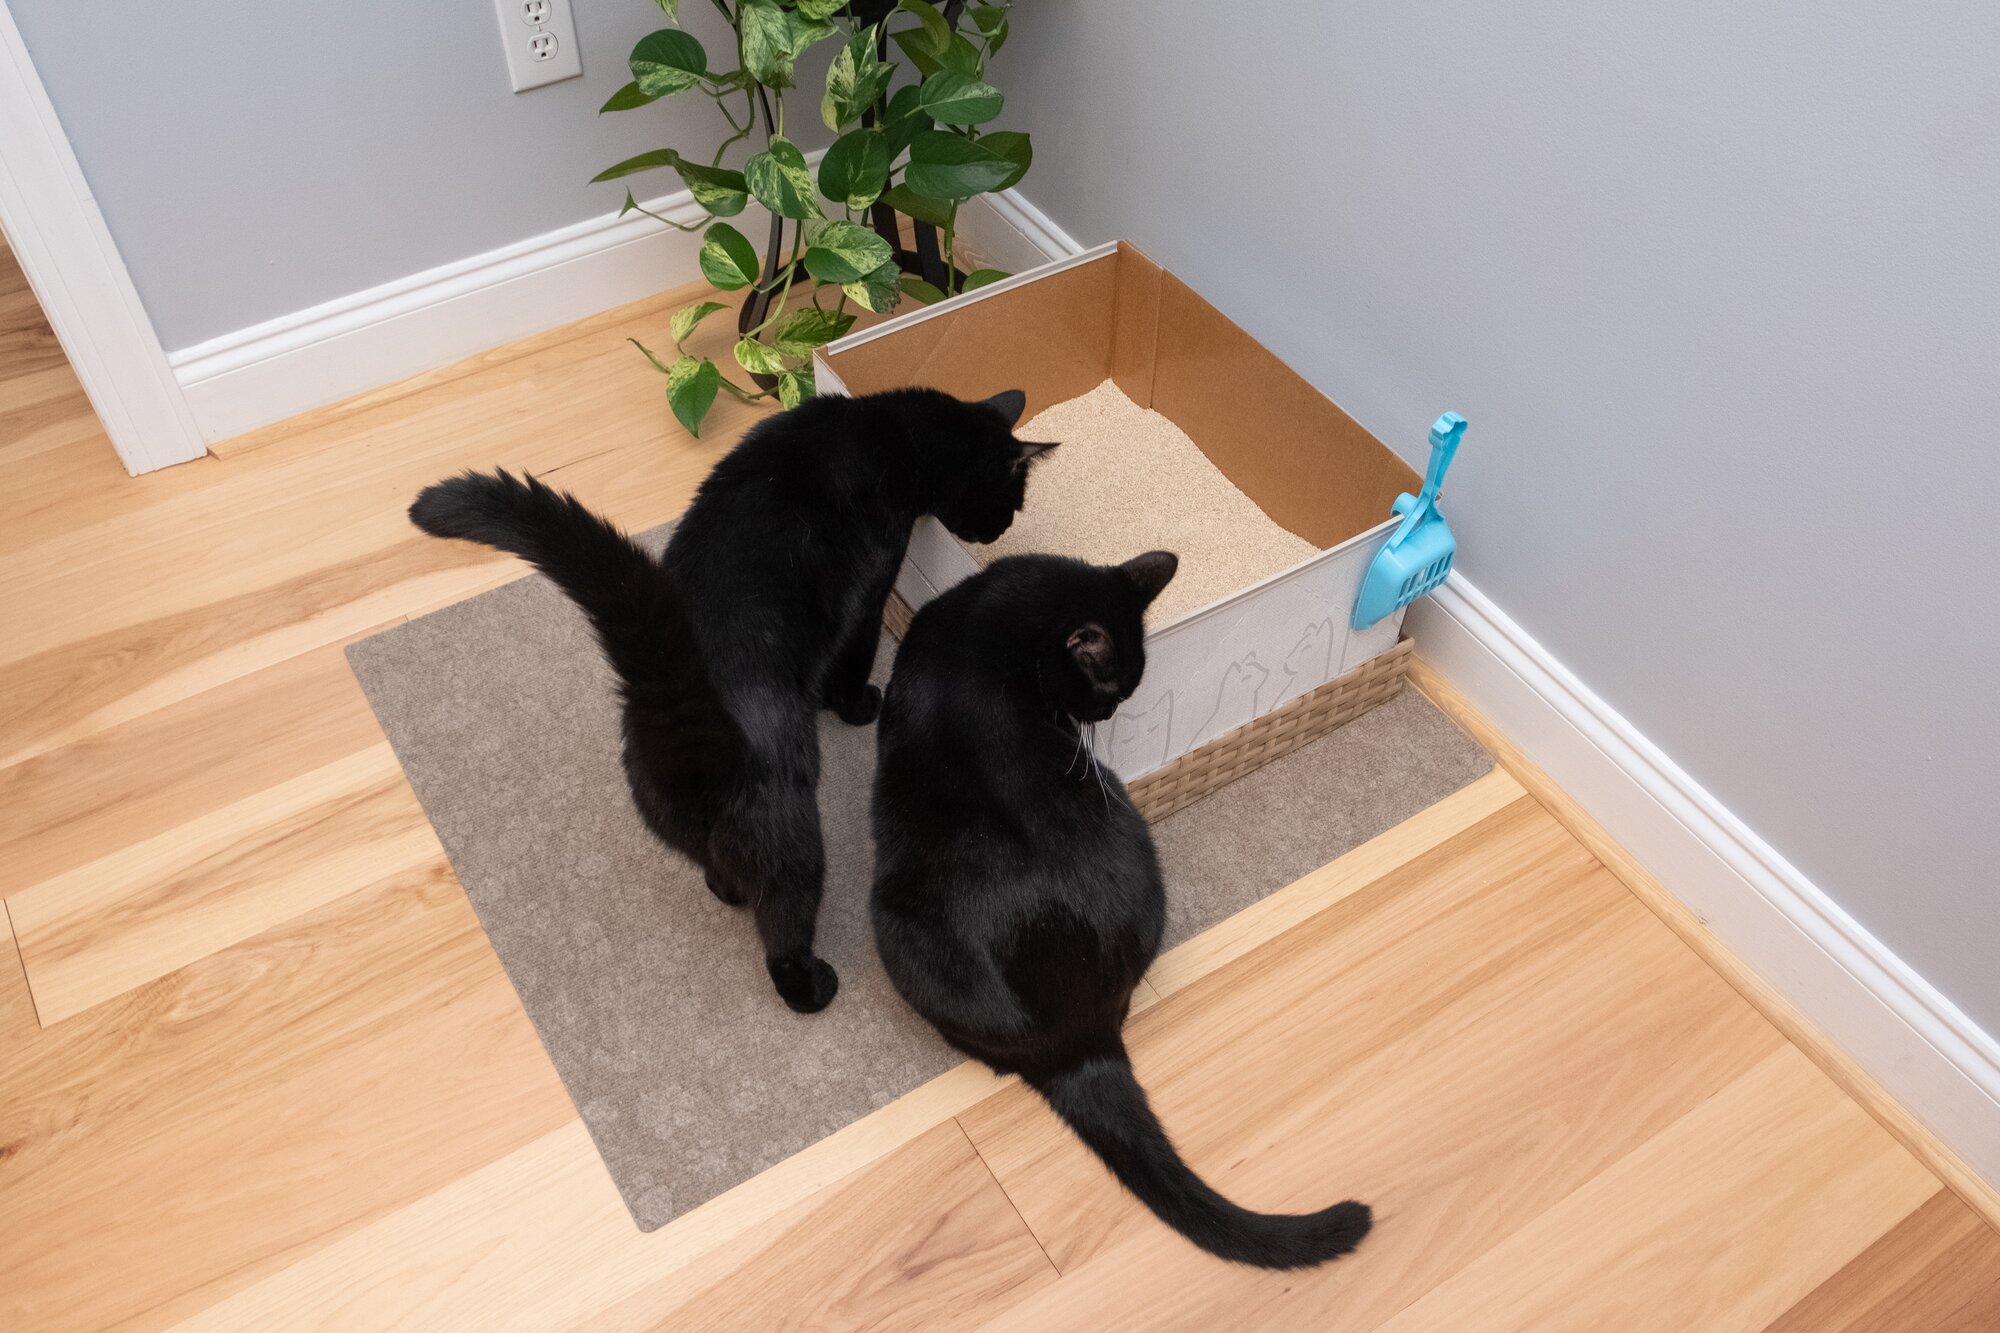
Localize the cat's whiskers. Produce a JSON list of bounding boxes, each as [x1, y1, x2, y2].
[[1084, 720, 1113, 814]]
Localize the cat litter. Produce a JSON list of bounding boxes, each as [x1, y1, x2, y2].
[[978, 380, 1320, 625]]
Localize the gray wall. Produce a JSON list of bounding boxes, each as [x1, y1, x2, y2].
[[1003, 3, 2000, 1029], [12, 0, 790, 349]]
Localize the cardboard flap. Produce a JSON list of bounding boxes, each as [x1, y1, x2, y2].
[[1109, 242, 1164, 407], [906, 259, 1116, 415], [1148, 275, 1418, 547], [827, 258, 1118, 416], [825, 239, 1420, 552]]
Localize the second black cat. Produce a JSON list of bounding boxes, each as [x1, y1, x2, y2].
[[871, 552, 1373, 1267], [410, 387, 1055, 1013]]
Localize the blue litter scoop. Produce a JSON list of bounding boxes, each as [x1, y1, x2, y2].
[[1351, 412, 1466, 630]]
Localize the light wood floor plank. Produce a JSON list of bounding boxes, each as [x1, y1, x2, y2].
[[0, 638, 383, 897], [631, 1121, 1057, 1332], [1411, 658, 2000, 1231], [10, 742, 437, 1024], [0, 863, 574, 1332], [1, 901, 40, 1046], [1765, 1188, 2000, 1333], [178, 1065, 1020, 1331], [960, 800, 1811, 1329], [1375, 1045, 1936, 1332], [1146, 765, 1524, 995]]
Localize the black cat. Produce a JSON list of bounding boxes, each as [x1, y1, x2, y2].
[[870, 552, 1373, 1268], [410, 387, 1055, 1013]]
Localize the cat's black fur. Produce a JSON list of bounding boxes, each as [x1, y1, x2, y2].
[[409, 387, 1055, 1013], [871, 553, 1373, 1268]]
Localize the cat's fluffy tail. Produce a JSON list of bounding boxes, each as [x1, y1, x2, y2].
[[1027, 1045, 1371, 1270], [409, 469, 743, 765]]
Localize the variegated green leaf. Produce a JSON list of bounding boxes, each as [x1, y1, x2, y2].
[[777, 369, 813, 409], [817, 129, 892, 209], [734, 337, 789, 376], [803, 219, 895, 283], [666, 356, 722, 436], [739, 0, 833, 88], [842, 259, 903, 314], [670, 300, 727, 345], [822, 29, 895, 130], [745, 136, 822, 220], [630, 29, 707, 96], [773, 306, 857, 358], [698, 222, 760, 290]]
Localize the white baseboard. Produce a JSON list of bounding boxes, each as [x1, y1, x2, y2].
[[956, 189, 1087, 272], [167, 188, 721, 444], [1408, 572, 2000, 1193], [171, 177, 1078, 447]]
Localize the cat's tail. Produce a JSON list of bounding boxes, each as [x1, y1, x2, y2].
[[1027, 1044, 1371, 1270], [409, 469, 743, 760]]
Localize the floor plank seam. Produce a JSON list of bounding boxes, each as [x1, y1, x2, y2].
[[2, 895, 45, 1028], [952, 1115, 1064, 1279]]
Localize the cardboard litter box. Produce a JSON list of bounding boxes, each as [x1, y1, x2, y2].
[[815, 241, 1424, 819]]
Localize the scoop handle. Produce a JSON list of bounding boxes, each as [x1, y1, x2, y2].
[[1386, 412, 1465, 549], [1417, 412, 1465, 509]]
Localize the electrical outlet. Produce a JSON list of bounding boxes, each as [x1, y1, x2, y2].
[[495, 0, 580, 92]]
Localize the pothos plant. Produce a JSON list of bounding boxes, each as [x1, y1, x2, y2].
[[594, 0, 1028, 436]]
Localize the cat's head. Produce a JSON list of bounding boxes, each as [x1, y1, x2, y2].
[[919, 388, 1059, 545], [1024, 551, 1179, 723]]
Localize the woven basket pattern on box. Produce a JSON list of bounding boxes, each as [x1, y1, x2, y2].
[[881, 591, 1413, 823], [1126, 637, 1414, 821]]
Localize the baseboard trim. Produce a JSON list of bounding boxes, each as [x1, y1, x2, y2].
[[955, 189, 1086, 272], [1408, 573, 2000, 1225], [172, 177, 1071, 446], [167, 187, 724, 444]]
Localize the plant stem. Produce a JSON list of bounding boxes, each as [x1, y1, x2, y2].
[[626, 197, 708, 233], [745, 226, 806, 341]]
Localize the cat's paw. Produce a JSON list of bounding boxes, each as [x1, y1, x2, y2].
[[769, 954, 840, 1013], [703, 867, 745, 906], [834, 684, 881, 727]]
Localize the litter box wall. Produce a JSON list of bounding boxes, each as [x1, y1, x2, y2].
[[817, 241, 1421, 782]]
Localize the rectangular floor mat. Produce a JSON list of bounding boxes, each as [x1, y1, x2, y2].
[[347, 528, 1491, 1230]]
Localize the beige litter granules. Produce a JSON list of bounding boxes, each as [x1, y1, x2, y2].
[[978, 380, 1320, 624]]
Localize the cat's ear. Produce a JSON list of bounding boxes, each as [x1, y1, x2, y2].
[[1118, 551, 1179, 607], [984, 389, 1027, 426], [1066, 622, 1118, 684], [1015, 439, 1059, 462]]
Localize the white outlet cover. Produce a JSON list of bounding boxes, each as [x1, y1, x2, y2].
[[495, 0, 581, 92]]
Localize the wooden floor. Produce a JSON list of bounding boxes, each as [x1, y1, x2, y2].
[[3, 243, 1997, 1332]]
